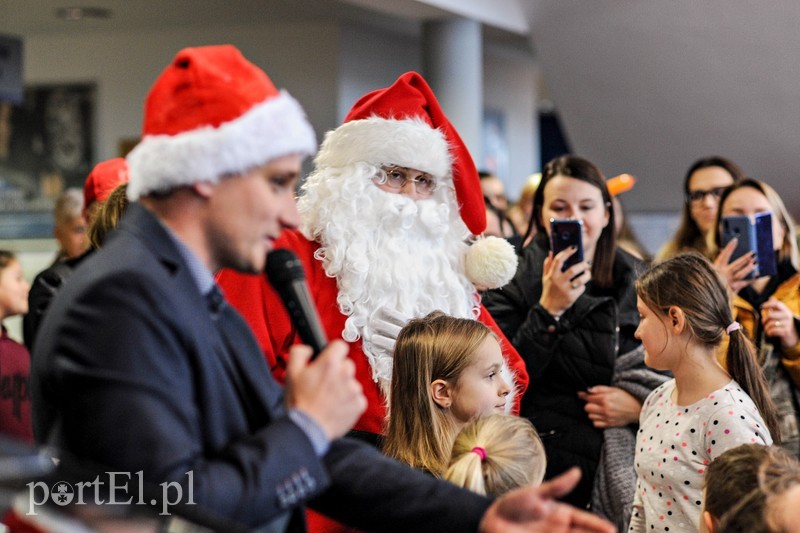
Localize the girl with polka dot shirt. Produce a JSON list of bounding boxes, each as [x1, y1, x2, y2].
[[628, 253, 780, 532]]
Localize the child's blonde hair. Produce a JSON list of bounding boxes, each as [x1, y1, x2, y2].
[[445, 414, 546, 497], [383, 311, 496, 477]]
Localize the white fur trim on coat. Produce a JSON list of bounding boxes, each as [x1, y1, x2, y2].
[[314, 116, 451, 179], [126, 91, 317, 200]]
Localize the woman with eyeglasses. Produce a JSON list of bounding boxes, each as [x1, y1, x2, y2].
[[483, 155, 669, 529], [656, 156, 745, 261], [709, 178, 800, 457]]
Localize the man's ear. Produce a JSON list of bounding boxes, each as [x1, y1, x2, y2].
[[668, 305, 686, 334], [193, 181, 216, 199], [430, 379, 453, 409]]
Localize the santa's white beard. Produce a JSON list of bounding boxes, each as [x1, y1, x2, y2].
[[298, 163, 480, 390]]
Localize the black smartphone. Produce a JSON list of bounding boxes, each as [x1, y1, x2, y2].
[[754, 212, 777, 278], [550, 219, 584, 272], [721, 215, 757, 280]]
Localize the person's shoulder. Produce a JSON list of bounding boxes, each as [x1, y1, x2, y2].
[[643, 379, 675, 411]]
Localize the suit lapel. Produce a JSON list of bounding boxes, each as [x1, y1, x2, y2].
[[123, 204, 281, 428]]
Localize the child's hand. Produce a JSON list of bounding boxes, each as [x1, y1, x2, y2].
[[538, 250, 591, 318], [578, 386, 642, 428], [761, 297, 799, 349]]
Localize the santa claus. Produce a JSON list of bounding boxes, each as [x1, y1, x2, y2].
[[218, 72, 528, 441]]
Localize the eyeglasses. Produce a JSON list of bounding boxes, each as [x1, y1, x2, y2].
[[686, 187, 726, 204], [379, 166, 437, 196]]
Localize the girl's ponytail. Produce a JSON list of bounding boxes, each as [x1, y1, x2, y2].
[[444, 448, 487, 496], [726, 327, 781, 444]]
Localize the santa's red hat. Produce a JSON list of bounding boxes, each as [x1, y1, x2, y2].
[[84, 157, 129, 208], [126, 45, 316, 200], [315, 71, 486, 235]]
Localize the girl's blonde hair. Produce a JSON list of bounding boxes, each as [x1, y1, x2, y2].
[[445, 414, 546, 497], [383, 311, 496, 477]]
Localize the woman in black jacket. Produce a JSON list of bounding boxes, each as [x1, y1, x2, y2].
[[484, 156, 666, 524]]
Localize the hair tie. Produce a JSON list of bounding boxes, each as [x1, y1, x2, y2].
[[471, 446, 487, 462], [726, 321, 741, 334]]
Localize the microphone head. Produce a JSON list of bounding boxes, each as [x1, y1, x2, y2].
[[265, 248, 306, 286]]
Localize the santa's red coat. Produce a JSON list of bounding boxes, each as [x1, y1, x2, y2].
[[217, 229, 529, 436]]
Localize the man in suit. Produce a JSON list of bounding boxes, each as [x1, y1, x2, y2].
[[31, 45, 613, 533]]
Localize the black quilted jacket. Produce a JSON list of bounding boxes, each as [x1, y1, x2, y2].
[[483, 238, 642, 506]]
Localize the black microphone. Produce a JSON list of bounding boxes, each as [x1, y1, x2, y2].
[[265, 249, 328, 359]]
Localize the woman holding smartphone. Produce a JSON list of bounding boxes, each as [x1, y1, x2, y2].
[[711, 177, 800, 456], [484, 155, 667, 528]]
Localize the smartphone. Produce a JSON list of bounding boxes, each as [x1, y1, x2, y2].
[[550, 219, 584, 272], [754, 212, 777, 278], [721, 215, 757, 280]]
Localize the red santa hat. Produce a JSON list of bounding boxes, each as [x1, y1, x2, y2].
[[315, 71, 486, 236], [126, 45, 317, 200], [84, 157, 129, 208]]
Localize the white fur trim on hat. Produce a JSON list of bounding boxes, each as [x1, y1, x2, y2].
[[126, 91, 317, 200], [465, 236, 518, 290], [315, 116, 451, 179]]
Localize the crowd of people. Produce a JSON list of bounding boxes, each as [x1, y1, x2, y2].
[[1, 43, 799, 533]]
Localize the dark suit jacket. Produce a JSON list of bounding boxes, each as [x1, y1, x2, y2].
[[31, 203, 490, 531]]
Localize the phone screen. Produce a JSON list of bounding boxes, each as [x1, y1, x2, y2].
[[754, 212, 777, 278], [550, 219, 584, 272]]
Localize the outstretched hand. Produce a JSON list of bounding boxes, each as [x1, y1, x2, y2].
[[479, 468, 616, 533]]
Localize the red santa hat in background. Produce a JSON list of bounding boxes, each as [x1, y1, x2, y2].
[[126, 45, 317, 200], [315, 71, 517, 289], [83, 157, 129, 209]]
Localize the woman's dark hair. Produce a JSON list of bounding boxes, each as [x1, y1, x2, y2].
[[524, 155, 616, 287], [660, 156, 744, 259], [0, 250, 16, 270], [636, 252, 780, 443]]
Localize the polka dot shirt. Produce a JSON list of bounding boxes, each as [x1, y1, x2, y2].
[[628, 379, 772, 532]]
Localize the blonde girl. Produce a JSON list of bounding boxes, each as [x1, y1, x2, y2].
[[629, 252, 779, 532], [383, 312, 511, 477], [445, 413, 546, 497]]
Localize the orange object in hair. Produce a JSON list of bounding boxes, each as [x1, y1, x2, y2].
[[607, 173, 636, 196]]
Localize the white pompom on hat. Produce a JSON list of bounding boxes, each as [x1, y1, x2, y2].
[[466, 235, 519, 291], [126, 45, 317, 200]]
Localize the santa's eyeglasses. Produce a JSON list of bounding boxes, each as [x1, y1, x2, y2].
[[378, 165, 437, 197]]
